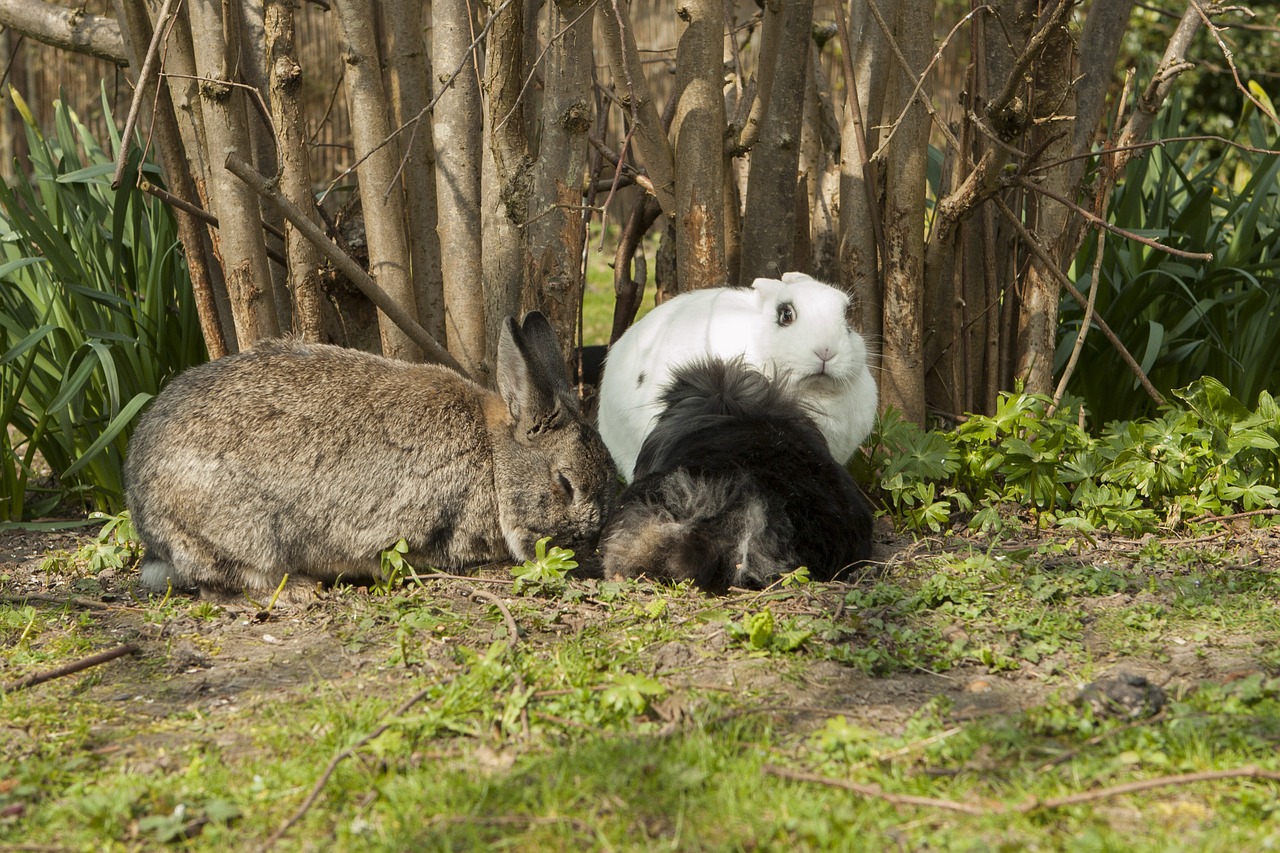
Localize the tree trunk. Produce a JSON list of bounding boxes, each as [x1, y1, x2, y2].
[[139, 0, 236, 350], [332, 0, 421, 361], [264, 0, 329, 343], [525, 0, 595, 354], [482, 0, 528, 366], [382, 0, 447, 343], [231, 0, 291, 333], [838, 0, 884, 368], [738, 0, 813, 285], [432, 0, 488, 379], [672, 0, 726, 291], [1015, 12, 1078, 394], [597, 0, 677, 217], [186, 0, 280, 344], [112, 0, 228, 358], [879, 0, 932, 425]]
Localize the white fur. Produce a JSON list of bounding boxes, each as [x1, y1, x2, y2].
[[598, 272, 878, 481]]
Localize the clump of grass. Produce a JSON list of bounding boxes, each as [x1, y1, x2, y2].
[[0, 88, 205, 520]]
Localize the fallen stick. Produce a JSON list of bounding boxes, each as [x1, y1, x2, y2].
[[764, 763, 1280, 815], [261, 684, 435, 850], [3, 643, 140, 693]]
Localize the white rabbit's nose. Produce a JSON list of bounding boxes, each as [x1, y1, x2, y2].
[[816, 347, 835, 363]]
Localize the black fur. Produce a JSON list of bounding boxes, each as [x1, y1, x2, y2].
[[600, 359, 873, 592]]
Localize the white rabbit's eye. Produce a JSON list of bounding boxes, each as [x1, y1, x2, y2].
[[557, 472, 575, 502], [776, 302, 796, 327]]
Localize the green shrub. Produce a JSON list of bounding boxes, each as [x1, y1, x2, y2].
[[0, 88, 205, 519], [1060, 89, 1280, 424], [859, 378, 1280, 535]]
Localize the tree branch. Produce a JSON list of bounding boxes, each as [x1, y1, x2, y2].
[[993, 196, 1165, 406], [4, 643, 139, 693], [225, 153, 466, 376], [0, 0, 127, 65]]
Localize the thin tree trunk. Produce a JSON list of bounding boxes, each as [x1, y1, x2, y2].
[[597, 0, 677, 217], [140, 0, 237, 350], [233, 0, 291, 333], [112, 0, 228, 358], [186, 0, 280, 344], [1014, 13, 1077, 394], [837, 0, 883, 368], [879, 0, 932, 425], [738, 0, 813, 285], [482, 0, 528, 366], [332, 0, 421, 361], [804, 42, 841, 282], [672, 0, 726, 290], [525, 0, 595, 354], [432, 0, 488, 379], [264, 0, 328, 343], [382, 0, 446, 343]]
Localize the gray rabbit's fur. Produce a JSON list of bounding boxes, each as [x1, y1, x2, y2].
[[125, 312, 616, 601]]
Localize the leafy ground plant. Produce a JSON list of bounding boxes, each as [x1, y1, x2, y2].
[[0, 90, 205, 519], [857, 378, 1279, 535]]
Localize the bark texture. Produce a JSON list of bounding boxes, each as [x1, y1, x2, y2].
[[482, 0, 528, 368], [112, 0, 229, 358], [0, 0, 126, 65], [738, 0, 814, 285], [597, 0, 677, 216], [264, 0, 329, 343], [670, 0, 726, 292], [382, 0, 446, 342], [432, 0, 488, 379], [333, 0, 420, 361], [525, 0, 595, 354], [186, 0, 280, 344], [878, 0, 932, 425]]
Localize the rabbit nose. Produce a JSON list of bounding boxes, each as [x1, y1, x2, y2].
[[816, 347, 835, 363]]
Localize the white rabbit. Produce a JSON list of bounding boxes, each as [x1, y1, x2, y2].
[[597, 272, 877, 481]]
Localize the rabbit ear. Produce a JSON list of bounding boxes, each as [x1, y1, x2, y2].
[[497, 311, 575, 429], [749, 276, 784, 308]]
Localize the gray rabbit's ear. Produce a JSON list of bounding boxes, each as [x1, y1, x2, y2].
[[497, 311, 575, 431]]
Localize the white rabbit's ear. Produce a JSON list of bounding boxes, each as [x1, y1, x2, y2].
[[779, 271, 813, 285], [497, 312, 574, 430], [749, 276, 785, 308]]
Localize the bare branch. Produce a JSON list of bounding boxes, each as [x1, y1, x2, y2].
[[4, 643, 139, 693], [0, 0, 127, 65], [225, 154, 466, 376], [993, 196, 1165, 406]]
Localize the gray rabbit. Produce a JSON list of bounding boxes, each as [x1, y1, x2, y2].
[[125, 312, 616, 601]]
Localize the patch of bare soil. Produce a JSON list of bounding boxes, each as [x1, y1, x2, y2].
[[2, 523, 1278, 743]]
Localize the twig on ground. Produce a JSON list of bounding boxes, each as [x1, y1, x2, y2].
[[261, 684, 435, 850], [0, 593, 126, 611], [468, 587, 531, 738], [3, 643, 140, 693], [763, 765, 990, 815], [765, 763, 1280, 815]]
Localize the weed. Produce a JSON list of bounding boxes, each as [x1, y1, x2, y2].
[[510, 537, 578, 597]]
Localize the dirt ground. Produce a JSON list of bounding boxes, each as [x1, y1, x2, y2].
[[4, 521, 1277, 742]]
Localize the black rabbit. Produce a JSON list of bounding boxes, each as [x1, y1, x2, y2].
[[600, 358, 873, 592]]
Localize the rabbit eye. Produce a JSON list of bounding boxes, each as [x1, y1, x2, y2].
[[776, 302, 796, 327], [556, 472, 575, 502]]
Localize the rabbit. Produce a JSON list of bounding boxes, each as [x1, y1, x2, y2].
[[599, 358, 874, 593], [597, 271, 877, 481], [124, 312, 617, 602]]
